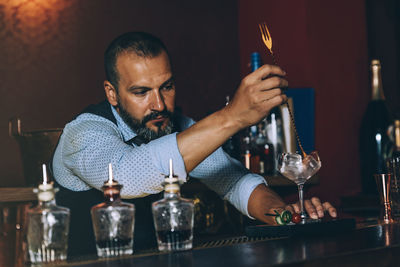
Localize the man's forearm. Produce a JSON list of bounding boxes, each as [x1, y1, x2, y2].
[[177, 108, 240, 172]]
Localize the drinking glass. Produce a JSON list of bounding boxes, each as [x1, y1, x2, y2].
[[374, 173, 394, 224], [277, 151, 321, 223]]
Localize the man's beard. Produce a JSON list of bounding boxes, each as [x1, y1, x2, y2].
[[117, 101, 174, 143]]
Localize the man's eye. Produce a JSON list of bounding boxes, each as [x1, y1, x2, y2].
[[162, 84, 174, 91], [133, 90, 148, 96]]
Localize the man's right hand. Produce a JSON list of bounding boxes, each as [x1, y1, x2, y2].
[[177, 64, 288, 172], [224, 64, 288, 130]]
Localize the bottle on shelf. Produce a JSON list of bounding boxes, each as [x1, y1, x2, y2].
[[91, 164, 135, 257], [247, 125, 260, 173], [388, 119, 400, 218], [256, 122, 275, 175], [152, 159, 194, 252], [241, 132, 252, 170], [392, 120, 400, 158], [359, 59, 392, 195], [27, 164, 70, 263], [264, 107, 284, 173]]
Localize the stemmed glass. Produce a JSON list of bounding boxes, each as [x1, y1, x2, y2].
[[277, 151, 321, 223]]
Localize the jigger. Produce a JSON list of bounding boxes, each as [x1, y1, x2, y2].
[[374, 174, 394, 224]]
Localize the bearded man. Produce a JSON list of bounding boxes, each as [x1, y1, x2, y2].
[[52, 32, 336, 257]]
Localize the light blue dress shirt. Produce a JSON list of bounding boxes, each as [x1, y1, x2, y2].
[[52, 104, 267, 217]]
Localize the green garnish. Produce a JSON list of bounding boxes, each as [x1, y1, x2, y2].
[[280, 210, 292, 224], [265, 210, 292, 225], [275, 216, 283, 225]]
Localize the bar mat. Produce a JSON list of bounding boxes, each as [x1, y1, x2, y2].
[[195, 236, 281, 249], [245, 218, 356, 238]]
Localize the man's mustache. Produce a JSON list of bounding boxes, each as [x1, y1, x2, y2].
[[142, 110, 173, 125]]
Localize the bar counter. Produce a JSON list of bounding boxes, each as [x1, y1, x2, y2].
[[52, 222, 400, 267]]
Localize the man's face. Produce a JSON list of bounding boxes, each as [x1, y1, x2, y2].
[[105, 51, 176, 142]]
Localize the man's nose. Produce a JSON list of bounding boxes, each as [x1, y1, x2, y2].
[[150, 90, 165, 111]]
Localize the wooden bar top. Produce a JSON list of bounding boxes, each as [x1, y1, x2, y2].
[[0, 187, 36, 203], [55, 222, 400, 267]]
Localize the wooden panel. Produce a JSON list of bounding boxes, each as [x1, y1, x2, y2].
[[0, 203, 31, 267], [0, 187, 36, 203]]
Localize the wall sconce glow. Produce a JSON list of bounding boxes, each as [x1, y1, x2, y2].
[[1, 0, 72, 44]]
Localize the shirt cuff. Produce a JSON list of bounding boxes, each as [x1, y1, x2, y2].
[[148, 132, 188, 182], [225, 173, 267, 219]]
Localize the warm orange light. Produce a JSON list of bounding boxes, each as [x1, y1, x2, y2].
[[2, 0, 73, 45], [7, 0, 59, 26]]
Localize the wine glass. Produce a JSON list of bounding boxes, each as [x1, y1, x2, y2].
[[277, 151, 321, 223]]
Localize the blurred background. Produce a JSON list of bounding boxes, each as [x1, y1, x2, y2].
[[0, 0, 399, 208]]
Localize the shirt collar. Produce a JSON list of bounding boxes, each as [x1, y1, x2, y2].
[[110, 105, 137, 143]]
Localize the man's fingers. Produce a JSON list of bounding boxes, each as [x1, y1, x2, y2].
[[288, 202, 301, 214], [284, 205, 295, 214], [262, 77, 288, 91], [288, 199, 337, 220], [261, 94, 288, 110], [304, 200, 318, 219], [253, 88, 282, 103], [311, 197, 324, 218], [322, 202, 337, 217], [247, 64, 286, 83], [257, 76, 288, 92]]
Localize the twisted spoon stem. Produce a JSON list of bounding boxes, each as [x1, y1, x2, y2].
[[270, 54, 307, 158]]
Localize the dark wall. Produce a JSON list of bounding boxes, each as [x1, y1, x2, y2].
[[0, 0, 240, 186], [238, 0, 370, 205]]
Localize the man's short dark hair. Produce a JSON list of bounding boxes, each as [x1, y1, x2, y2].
[[104, 32, 168, 90]]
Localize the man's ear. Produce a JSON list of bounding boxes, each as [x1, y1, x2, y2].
[[104, 81, 118, 106]]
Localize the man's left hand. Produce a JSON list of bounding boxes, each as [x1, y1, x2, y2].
[[285, 197, 337, 219], [248, 184, 337, 224]]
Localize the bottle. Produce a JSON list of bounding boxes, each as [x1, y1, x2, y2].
[[152, 159, 194, 252], [250, 52, 262, 72], [245, 125, 260, 173], [265, 107, 284, 173], [261, 143, 275, 175], [241, 133, 252, 170], [255, 122, 275, 175], [27, 164, 70, 263], [392, 120, 400, 158], [359, 59, 392, 195], [91, 164, 135, 257]]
